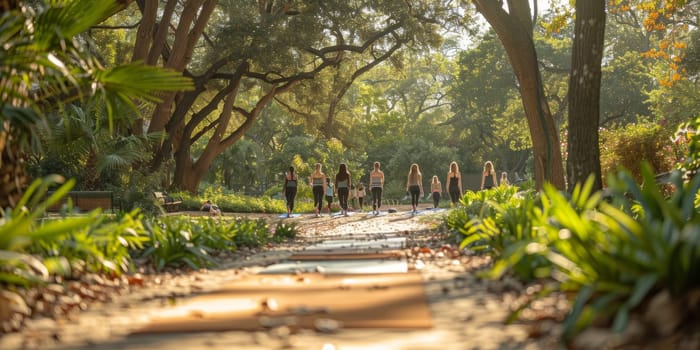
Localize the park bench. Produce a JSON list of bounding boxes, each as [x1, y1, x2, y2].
[[47, 191, 116, 212], [153, 191, 182, 212]]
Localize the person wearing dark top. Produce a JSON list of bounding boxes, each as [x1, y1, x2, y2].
[[334, 163, 352, 216], [284, 166, 298, 217], [480, 161, 498, 190], [446, 161, 463, 206]]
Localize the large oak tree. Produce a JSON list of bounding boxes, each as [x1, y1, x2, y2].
[[132, 0, 441, 193]]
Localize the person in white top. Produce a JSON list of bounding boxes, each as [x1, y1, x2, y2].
[[357, 183, 366, 211], [309, 163, 327, 217]]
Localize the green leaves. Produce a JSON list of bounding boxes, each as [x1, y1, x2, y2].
[[446, 163, 700, 340]]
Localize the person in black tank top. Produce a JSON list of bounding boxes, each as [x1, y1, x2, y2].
[[335, 163, 351, 216], [480, 161, 498, 190], [284, 166, 298, 217], [447, 161, 463, 206]]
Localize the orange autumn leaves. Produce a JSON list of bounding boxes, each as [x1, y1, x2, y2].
[[610, 0, 689, 87]]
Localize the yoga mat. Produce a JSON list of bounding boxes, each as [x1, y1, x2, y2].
[[132, 272, 432, 334]]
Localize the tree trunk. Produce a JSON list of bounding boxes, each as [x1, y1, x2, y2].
[[473, 0, 565, 190], [0, 128, 28, 209], [567, 0, 605, 191]]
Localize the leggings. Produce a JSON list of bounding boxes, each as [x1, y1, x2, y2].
[[449, 185, 461, 204], [371, 187, 382, 210], [285, 187, 297, 211], [337, 187, 349, 210], [313, 186, 324, 211], [409, 185, 421, 207], [325, 195, 333, 211], [432, 192, 440, 208]]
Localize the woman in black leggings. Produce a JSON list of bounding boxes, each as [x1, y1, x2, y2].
[[447, 161, 463, 206], [369, 161, 384, 215], [284, 166, 297, 217], [335, 163, 352, 216], [405, 163, 423, 214], [309, 163, 326, 217]]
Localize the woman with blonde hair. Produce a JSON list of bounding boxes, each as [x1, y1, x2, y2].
[[446, 161, 463, 206], [309, 163, 326, 217], [500, 171, 510, 186], [480, 161, 498, 190], [430, 175, 442, 209], [406, 163, 423, 214]]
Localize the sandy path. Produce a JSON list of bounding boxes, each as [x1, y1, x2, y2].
[[1, 209, 564, 350]]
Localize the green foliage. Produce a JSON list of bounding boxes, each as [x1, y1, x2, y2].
[[540, 166, 700, 338], [448, 163, 700, 339], [272, 222, 298, 243], [1, 176, 96, 286], [600, 122, 676, 182], [1, 176, 148, 287], [229, 218, 270, 248], [139, 217, 217, 271], [446, 185, 544, 280], [178, 189, 287, 213], [674, 116, 700, 179]]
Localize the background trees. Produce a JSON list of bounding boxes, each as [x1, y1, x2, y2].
[[20, 0, 698, 202]]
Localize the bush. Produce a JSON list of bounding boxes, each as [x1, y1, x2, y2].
[[600, 122, 676, 182], [452, 164, 700, 340]]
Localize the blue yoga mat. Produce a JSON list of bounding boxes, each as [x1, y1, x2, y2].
[[278, 213, 302, 218]]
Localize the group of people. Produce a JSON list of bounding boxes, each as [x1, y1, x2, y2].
[[281, 160, 509, 217], [304, 161, 385, 218]]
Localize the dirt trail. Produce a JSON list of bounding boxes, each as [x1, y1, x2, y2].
[[1, 209, 564, 350]]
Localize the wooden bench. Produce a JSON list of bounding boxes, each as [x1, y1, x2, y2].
[[153, 191, 182, 212], [47, 191, 115, 212]]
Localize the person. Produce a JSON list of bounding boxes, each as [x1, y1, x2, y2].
[[447, 161, 463, 206], [500, 171, 510, 186], [200, 200, 221, 216], [430, 175, 442, 209], [369, 161, 384, 215], [335, 163, 352, 216], [350, 184, 357, 210], [357, 183, 366, 211], [324, 178, 334, 217], [480, 161, 498, 190], [309, 163, 327, 217], [284, 166, 298, 217], [406, 163, 423, 214]]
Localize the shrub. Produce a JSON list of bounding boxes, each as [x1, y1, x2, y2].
[[600, 122, 676, 182], [272, 221, 298, 243]]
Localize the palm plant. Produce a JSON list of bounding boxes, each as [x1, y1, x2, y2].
[[0, 0, 193, 209]]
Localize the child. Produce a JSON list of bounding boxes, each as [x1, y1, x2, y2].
[[357, 183, 366, 211], [325, 178, 334, 216]]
